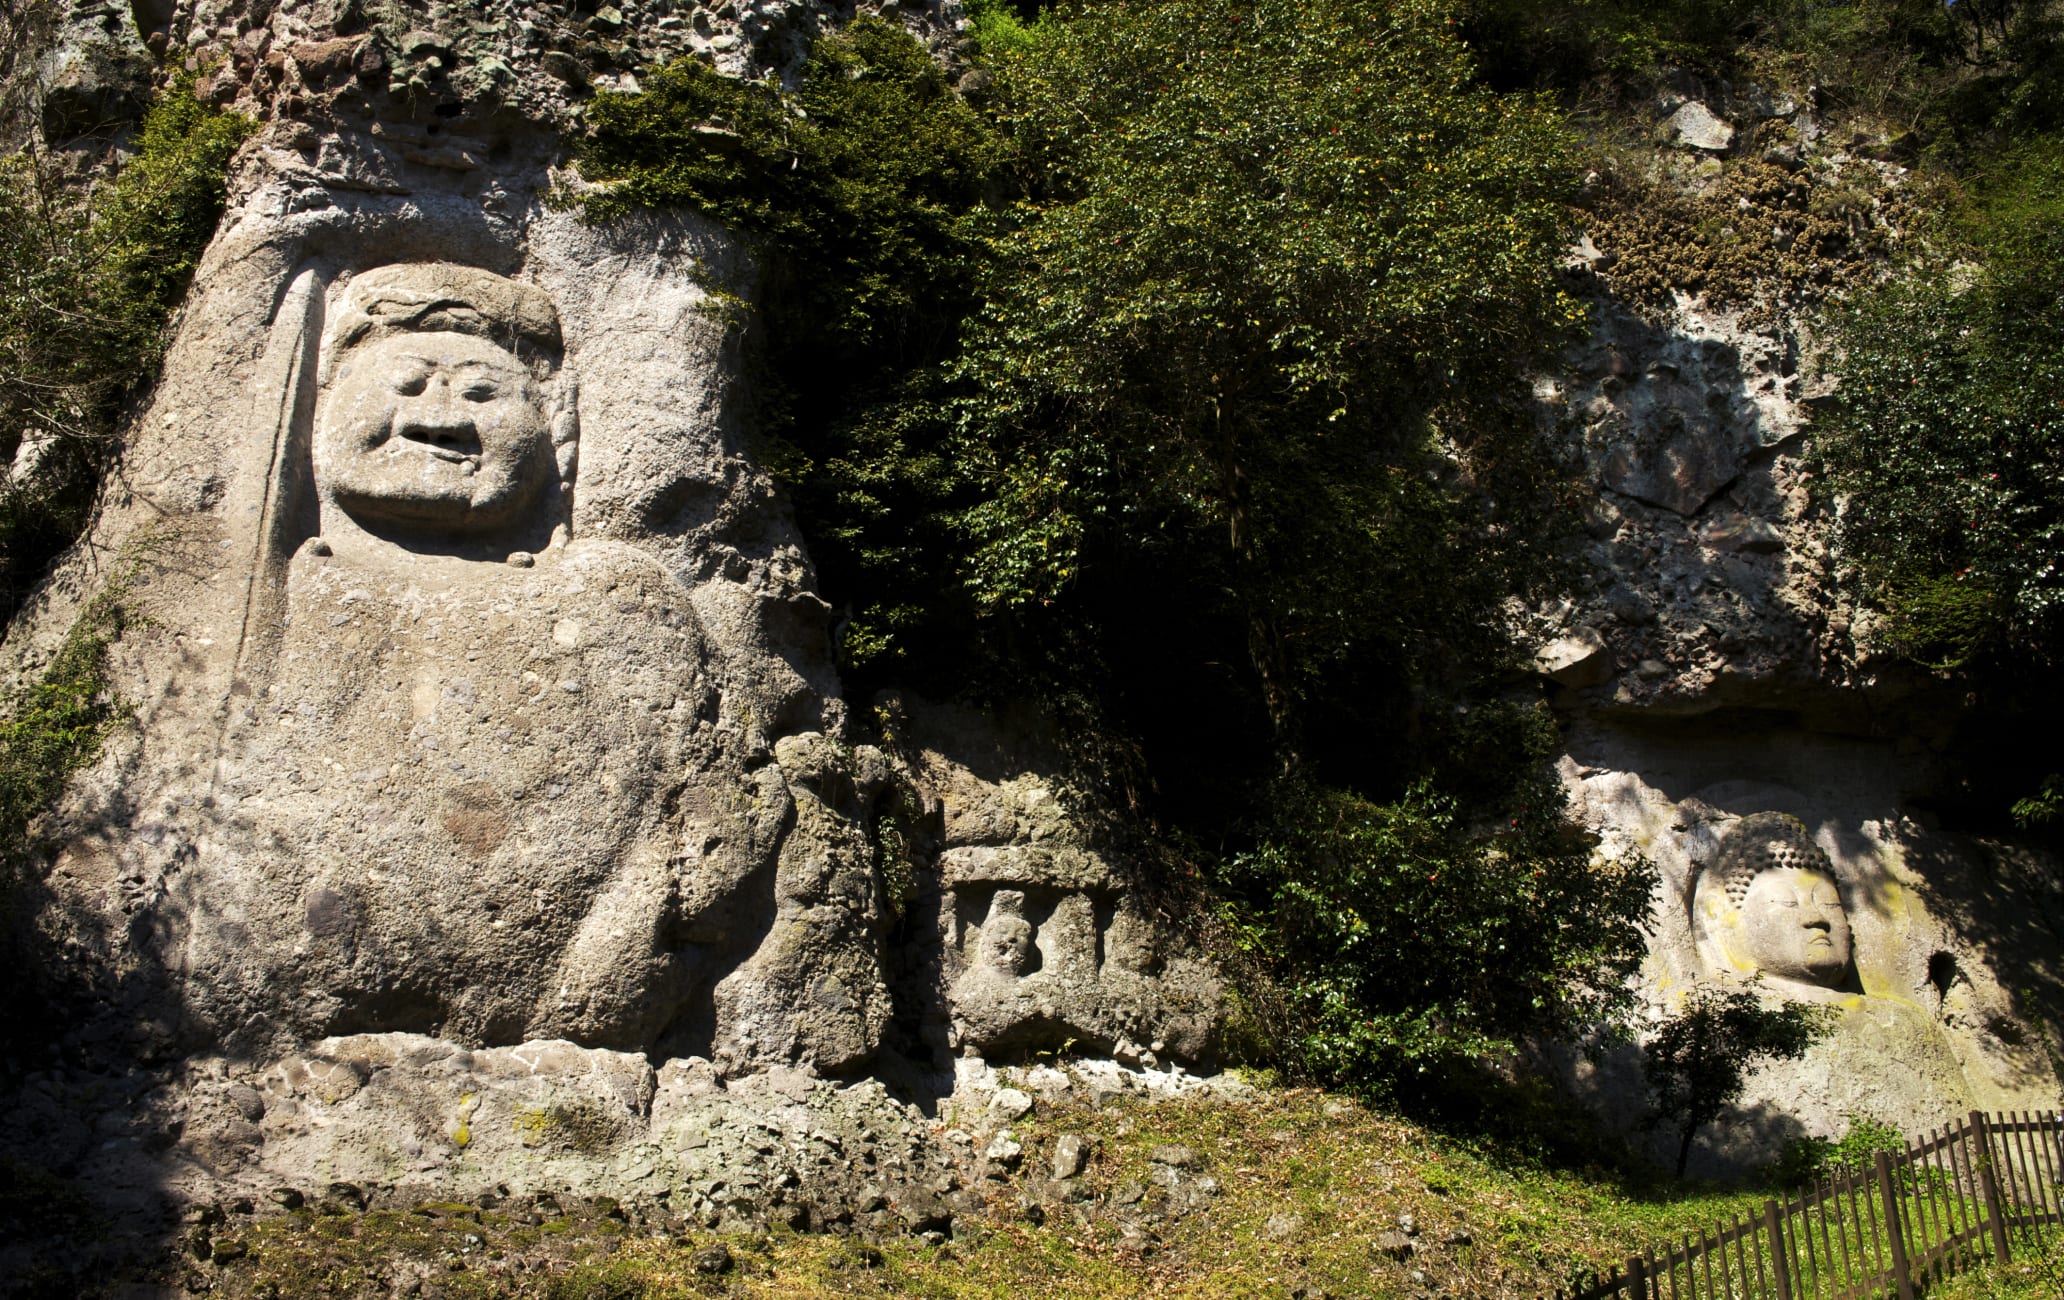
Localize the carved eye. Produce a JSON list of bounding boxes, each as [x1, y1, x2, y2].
[[390, 370, 429, 397], [460, 381, 499, 403]]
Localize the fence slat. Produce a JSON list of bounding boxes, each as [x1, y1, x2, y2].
[[2022, 1114, 2055, 1238], [1734, 1212, 1756, 1299], [1862, 1152, 1890, 1285], [1762, 1199, 1792, 1300], [1875, 1149, 1916, 1300], [1929, 1124, 1957, 1278], [1905, 1134, 1937, 1282], [2018, 1109, 2045, 1226], [1953, 1115, 1983, 1266], [1785, 1187, 1810, 1300], [1828, 1170, 1854, 1299], [2003, 1109, 2031, 1228], [1973, 1111, 2012, 1266], [1815, 1172, 1838, 1300]]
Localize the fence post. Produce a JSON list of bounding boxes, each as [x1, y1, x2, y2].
[[1762, 1199, 1793, 1300], [1625, 1253, 1646, 1300], [1972, 1110, 2013, 1265], [1875, 1150, 1917, 1300]]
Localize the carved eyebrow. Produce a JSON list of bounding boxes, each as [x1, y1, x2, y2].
[[391, 352, 526, 376]]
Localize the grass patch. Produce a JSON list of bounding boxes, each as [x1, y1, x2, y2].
[[184, 1084, 1788, 1299]]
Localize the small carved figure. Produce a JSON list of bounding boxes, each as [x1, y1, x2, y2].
[[1693, 812, 1852, 993], [978, 891, 1038, 977]]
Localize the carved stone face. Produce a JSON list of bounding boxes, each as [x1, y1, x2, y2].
[[316, 330, 555, 537], [1737, 866, 1851, 986], [981, 914, 1036, 977]]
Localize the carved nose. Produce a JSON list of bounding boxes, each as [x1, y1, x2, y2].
[[394, 393, 481, 460]]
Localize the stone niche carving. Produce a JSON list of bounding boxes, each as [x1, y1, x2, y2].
[[1692, 811, 1854, 996], [891, 702, 1224, 1070], [1560, 753, 2062, 1175]]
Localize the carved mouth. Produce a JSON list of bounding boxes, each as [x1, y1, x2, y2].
[[397, 427, 483, 467]]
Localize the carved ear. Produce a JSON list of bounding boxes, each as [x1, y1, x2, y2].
[[552, 377, 580, 484]]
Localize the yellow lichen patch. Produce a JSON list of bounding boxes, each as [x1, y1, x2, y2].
[[452, 1091, 479, 1149], [513, 1104, 553, 1149]]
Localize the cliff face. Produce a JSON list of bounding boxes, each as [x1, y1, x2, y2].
[[1536, 81, 2063, 1170], [0, 0, 1219, 1264], [1, 0, 2058, 1258]]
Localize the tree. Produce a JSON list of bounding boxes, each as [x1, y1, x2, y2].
[[574, 2, 1655, 1094], [1645, 987, 1831, 1177], [0, 78, 250, 619], [956, 0, 1585, 761], [1811, 140, 2064, 829], [1814, 141, 2064, 674]]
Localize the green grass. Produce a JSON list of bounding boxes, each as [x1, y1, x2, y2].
[[141, 1082, 2064, 1298], [1927, 1231, 2064, 1300], [182, 1084, 1784, 1299]]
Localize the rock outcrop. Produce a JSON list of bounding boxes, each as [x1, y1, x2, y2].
[[0, 0, 1220, 1265], [1536, 84, 2063, 1171], [3, 0, 2058, 1256]]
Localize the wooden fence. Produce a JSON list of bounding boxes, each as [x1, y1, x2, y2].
[[1553, 1111, 2064, 1300]]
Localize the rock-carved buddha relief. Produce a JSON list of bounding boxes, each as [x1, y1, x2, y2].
[[1692, 811, 1854, 996], [311, 264, 576, 559]]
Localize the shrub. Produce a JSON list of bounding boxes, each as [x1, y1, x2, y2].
[[1771, 1112, 1907, 1188], [1217, 770, 1656, 1088], [0, 76, 250, 619]]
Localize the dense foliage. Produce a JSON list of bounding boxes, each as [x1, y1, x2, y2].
[[1813, 142, 2064, 674], [1805, 133, 2064, 831], [579, 18, 1001, 671], [577, 0, 1656, 1092], [1218, 763, 1653, 1076], [960, 0, 1652, 1090], [1464, 0, 2064, 151], [0, 78, 251, 620], [0, 591, 123, 897], [1770, 1113, 1906, 1188], [957, 0, 1584, 743], [0, 581, 128, 1057]]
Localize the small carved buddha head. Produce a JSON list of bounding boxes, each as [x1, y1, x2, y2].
[[979, 890, 1037, 978], [1695, 812, 1852, 989], [315, 264, 574, 543]]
